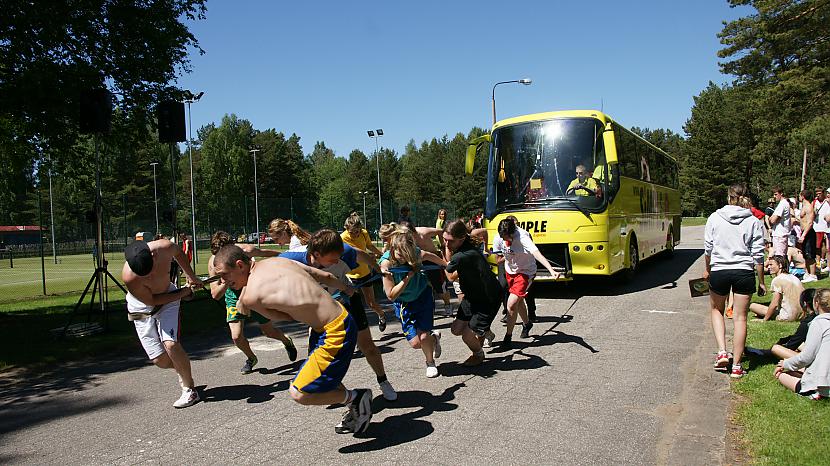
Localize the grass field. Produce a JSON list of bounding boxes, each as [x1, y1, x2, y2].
[[734, 274, 830, 464], [681, 216, 707, 226]]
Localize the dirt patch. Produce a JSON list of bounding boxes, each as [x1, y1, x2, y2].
[[725, 392, 752, 465]]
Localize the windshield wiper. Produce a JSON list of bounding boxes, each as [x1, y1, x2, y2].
[[551, 196, 593, 222]]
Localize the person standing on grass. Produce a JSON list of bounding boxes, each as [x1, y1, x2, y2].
[[769, 186, 792, 257], [122, 238, 204, 408], [813, 187, 830, 272], [797, 190, 818, 283], [492, 217, 560, 349], [774, 288, 830, 400], [704, 183, 766, 379], [340, 212, 387, 331], [207, 231, 297, 374]]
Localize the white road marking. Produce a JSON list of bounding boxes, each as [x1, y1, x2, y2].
[[640, 309, 678, 314]]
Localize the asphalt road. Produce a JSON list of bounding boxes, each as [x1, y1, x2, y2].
[[0, 225, 731, 465]]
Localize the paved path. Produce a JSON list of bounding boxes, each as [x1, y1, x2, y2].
[[0, 225, 731, 465]]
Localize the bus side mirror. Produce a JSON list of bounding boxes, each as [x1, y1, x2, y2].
[[466, 134, 491, 175], [602, 128, 616, 160]]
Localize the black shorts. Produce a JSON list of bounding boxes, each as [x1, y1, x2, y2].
[[346, 292, 370, 331], [794, 381, 818, 398], [708, 269, 755, 296], [426, 268, 444, 292], [456, 298, 500, 336], [801, 228, 817, 260]]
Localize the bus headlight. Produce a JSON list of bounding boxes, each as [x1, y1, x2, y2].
[[586, 245, 593, 252]]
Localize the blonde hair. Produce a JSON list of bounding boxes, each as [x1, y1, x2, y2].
[[268, 218, 310, 245], [386, 228, 420, 268], [343, 212, 363, 235], [727, 183, 752, 208], [814, 288, 830, 314]]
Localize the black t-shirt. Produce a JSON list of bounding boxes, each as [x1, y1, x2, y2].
[[777, 313, 816, 350], [446, 240, 503, 304]]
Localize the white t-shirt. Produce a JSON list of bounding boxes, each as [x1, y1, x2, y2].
[[814, 199, 830, 233], [492, 229, 539, 276], [289, 235, 303, 250], [771, 273, 803, 322], [771, 199, 792, 238]]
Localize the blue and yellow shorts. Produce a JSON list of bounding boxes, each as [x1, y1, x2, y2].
[[226, 306, 270, 325], [393, 286, 435, 341], [292, 305, 357, 394]]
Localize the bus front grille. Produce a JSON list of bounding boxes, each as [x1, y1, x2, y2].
[[535, 244, 570, 276]]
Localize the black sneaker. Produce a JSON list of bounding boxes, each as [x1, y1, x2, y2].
[[500, 335, 513, 349], [520, 322, 533, 338], [241, 356, 258, 374], [378, 314, 387, 332], [500, 314, 509, 324], [528, 313, 538, 323], [334, 389, 373, 434], [284, 337, 298, 362]]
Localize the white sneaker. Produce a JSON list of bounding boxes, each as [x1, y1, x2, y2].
[[822, 267, 829, 274], [378, 380, 398, 401], [173, 387, 199, 408], [432, 331, 442, 359], [802, 274, 818, 283], [482, 329, 496, 348], [425, 363, 439, 378]]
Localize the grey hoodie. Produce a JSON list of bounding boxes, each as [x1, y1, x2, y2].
[[704, 205, 765, 271]]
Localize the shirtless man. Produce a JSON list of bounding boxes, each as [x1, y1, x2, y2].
[[212, 245, 373, 434], [122, 239, 204, 408], [798, 190, 818, 282]]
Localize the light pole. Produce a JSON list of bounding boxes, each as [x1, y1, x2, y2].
[[492, 78, 532, 124], [250, 148, 261, 248], [48, 165, 57, 264], [182, 90, 204, 267], [150, 162, 159, 234], [367, 129, 384, 226], [358, 191, 368, 225]]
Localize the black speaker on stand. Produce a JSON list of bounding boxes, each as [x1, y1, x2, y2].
[[62, 89, 128, 337], [157, 101, 186, 280]]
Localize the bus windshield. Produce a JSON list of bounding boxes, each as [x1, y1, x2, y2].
[[486, 118, 608, 217]]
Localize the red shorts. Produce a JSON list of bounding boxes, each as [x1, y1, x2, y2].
[[817, 231, 825, 249], [505, 272, 532, 297]]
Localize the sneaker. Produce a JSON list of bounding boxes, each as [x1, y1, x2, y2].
[[378, 380, 397, 401], [714, 351, 730, 369], [730, 364, 747, 379], [378, 314, 387, 332], [241, 355, 258, 374], [284, 338, 298, 362], [173, 388, 199, 408], [432, 331, 442, 359], [462, 351, 485, 367], [822, 267, 829, 274], [725, 307, 733, 319], [443, 302, 453, 317], [802, 274, 818, 283], [520, 322, 533, 339], [528, 312, 538, 323], [482, 329, 496, 348], [808, 392, 825, 401], [335, 389, 373, 434], [334, 408, 356, 434], [500, 314, 509, 324], [425, 362, 439, 378], [500, 335, 513, 350]]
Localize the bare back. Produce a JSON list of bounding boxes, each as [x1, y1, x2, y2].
[[241, 257, 343, 329]]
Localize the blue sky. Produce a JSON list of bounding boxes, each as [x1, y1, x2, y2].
[[176, 1, 751, 157]]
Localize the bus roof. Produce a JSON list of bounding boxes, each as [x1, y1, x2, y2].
[[493, 110, 611, 130]]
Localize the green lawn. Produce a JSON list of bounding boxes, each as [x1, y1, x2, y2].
[[682, 216, 707, 226], [735, 275, 830, 464]]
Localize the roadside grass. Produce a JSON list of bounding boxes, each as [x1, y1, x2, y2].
[[0, 289, 226, 372], [733, 275, 830, 465], [681, 216, 707, 226]]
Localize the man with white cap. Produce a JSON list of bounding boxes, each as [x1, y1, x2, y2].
[[122, 238, 204, 408]]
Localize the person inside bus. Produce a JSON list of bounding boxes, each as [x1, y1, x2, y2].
[[566, 164, 598, 197]]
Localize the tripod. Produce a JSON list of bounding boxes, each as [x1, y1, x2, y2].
[[61, 135, 127, 337]]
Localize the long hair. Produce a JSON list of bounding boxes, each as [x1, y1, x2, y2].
[[386, 228, 420, 268], [445, 218, 482, 248], [268, 218, 310, 245], [210, 230, 233, 255], [814, 288, 830, 314], [727, 183, 752, 208], [343, 212, 363, 235]]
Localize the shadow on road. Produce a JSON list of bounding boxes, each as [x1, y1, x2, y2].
[[199, 378, 292, 404], [439, 350, 550, 378], [0, 395, 128, 439], [339, 383, 464, 453]]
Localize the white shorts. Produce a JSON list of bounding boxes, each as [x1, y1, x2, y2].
[[128, 283, 181, 360]]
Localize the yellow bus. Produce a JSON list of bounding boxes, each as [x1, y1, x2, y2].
[[466, 110, 680, 280]]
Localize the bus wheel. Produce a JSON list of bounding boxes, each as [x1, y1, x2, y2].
[[664, 230, 675, 259], [625, 238, 639, 281]]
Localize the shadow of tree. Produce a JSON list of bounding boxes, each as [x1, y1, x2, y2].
[[0, 395, 128, 438], [199, 379, 292, 404]]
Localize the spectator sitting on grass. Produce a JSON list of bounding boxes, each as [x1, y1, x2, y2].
[[749, 255, 804, 322], [774, 288, 830, 400], [747, 289, 817, 359]]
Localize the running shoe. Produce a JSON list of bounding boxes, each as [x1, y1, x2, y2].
[[802, 274, 818, 283], [284, 338, 298, 362], [379, 380, 398, 401], [335, 389, 373, 434], [378, 314, 387, 332], [500, 314, 509, 324], [425, 362, 439, 378], [714, 351, 730, 369], [173, 388, 200, 408], [241, 355, 258, 374], [432, 331, 442, 359], [499, 335, 513, 350], [335, 409, 356, 434], [482, 329, 496, 348], [730, 364, 747, 379], [462, 351, 485, 367], [521, 322, 534, 338]]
